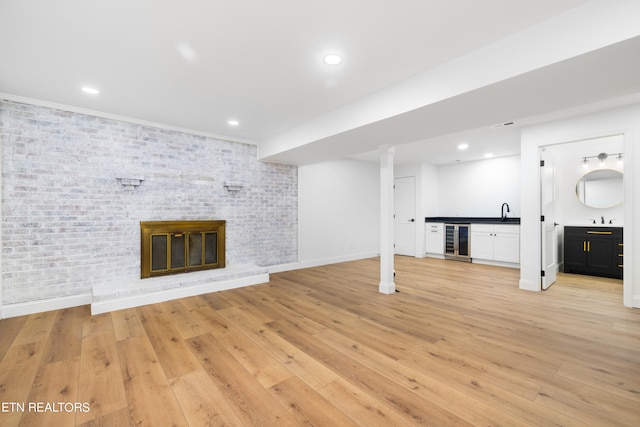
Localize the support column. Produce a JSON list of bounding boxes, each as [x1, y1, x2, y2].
[[379, 144, 396, 294], [0, 119, 3, 319]]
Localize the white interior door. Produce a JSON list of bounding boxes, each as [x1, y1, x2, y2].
[[541, 153, 558, 289], [394, 176, 416, 256]]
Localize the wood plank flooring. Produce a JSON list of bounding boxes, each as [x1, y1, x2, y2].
[[1, 256, 639, 426]]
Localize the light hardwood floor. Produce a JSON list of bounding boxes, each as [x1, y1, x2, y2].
[[1, 257, 639, 426]]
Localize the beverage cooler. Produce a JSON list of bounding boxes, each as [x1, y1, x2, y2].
[[444, 224, 471, 261]]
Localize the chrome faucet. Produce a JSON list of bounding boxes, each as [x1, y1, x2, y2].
[[601, 216, 605, 224], [501, 203, 510, 221]]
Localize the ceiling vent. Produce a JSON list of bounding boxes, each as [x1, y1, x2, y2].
[[491, 121, 515, 129]]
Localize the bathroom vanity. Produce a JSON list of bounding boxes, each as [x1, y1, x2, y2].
[[563, 226, 623, 279]]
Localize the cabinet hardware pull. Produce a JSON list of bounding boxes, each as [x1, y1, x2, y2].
[[618, 264, 624, 268], [618, 254, 624, 257], [587, 241, 590, 252], [587, 231, 612, 235], [583, 241, 586, 252], [618, 243, 624, 246]]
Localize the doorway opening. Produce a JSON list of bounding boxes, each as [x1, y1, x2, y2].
[[394, 176, 416, 256], [539, 134, 624, 292]]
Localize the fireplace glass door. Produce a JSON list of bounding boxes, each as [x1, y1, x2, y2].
[[141, 221, 225, 278]]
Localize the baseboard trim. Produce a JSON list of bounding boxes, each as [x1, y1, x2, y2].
[[1, 293, 93, 319], [91, 273, 269, 315], [378, 280, 396, 294], [519, 278, 540, 292], [472, 259, 520, 269]]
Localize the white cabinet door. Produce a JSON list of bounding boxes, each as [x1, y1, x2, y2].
[[494, 232, 520, 263], [425, 223, 444, 254], [471, 231, 494, 259]]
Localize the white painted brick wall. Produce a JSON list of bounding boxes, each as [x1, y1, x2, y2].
[[0, 100, 297, 304]]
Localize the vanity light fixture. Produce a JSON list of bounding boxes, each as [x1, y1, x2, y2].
[[581, 152, 623, 168], [228, 120, 239, 126], [598, 152, 608, 166], [484, 153, 494, 159], [457, 143, 469, 150]]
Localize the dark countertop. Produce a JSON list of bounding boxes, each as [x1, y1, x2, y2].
[[424, 216, 521, 225]]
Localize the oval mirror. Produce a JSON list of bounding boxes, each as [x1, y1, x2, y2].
[[576, 169, 623, 208]]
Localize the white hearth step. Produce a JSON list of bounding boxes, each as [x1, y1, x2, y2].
[[91, 264, 269, 315]]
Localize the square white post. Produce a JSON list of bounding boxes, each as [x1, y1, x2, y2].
[[379, 144, 396, 294]]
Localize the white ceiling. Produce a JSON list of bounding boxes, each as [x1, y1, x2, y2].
[[2, 0, 640, 165]]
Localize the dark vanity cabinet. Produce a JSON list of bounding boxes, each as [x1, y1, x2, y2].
[[564, 226, 623, 279]]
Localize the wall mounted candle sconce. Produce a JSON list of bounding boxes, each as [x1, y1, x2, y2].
[[116, 175, 144, 190], [224, 181, 244, 192]]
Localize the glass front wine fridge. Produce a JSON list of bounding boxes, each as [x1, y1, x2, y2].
[[444, 224, 471, 261]]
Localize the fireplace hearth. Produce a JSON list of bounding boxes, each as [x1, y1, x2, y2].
[[140, 220, 225, 278]]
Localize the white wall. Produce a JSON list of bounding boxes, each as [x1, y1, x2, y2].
[[520, 104, 638, 308], [436, 155, 521, 218], [420, 163, 440, 218], [297, 159, 379, 267]]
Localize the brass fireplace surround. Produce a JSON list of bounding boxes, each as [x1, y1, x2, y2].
[[140, 220, 225, 279]]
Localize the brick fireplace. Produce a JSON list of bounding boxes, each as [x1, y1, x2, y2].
[[1, 99, 296, 316]]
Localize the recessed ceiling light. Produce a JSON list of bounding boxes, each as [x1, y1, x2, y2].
[[228, 120, 239, 126], [484, 153, 494, 158], [82, 87, 99, 95], [323, 54, 343, 65], [176, 42, 199, 63], [457, 143, 469, 150]]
